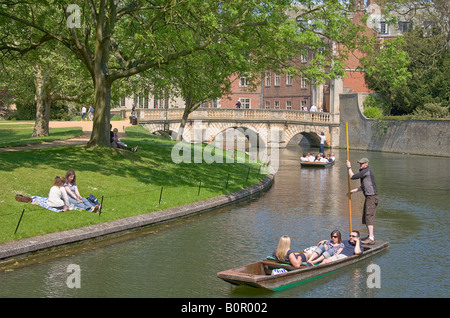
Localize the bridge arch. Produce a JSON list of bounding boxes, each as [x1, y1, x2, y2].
[[138, 109, 339, 149], [207, 124, 267, 151], [284, 124, 331, 150]]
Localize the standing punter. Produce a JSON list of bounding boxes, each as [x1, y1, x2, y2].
[[346, 157, 379, 245]]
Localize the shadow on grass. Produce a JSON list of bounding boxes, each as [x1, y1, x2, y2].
[[0, 126, 263, 192], [0, 127, 83, 148]]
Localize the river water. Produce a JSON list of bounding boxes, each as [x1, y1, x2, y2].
[[1, 146, 448, 298]]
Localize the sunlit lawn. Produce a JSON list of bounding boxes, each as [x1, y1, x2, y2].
[[0, 121, 82, 148], [0, 125, 266, 244]]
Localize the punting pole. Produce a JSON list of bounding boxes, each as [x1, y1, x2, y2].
[[346, 122, 353, 232]]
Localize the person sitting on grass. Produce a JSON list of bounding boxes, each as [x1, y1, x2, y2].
[[64, 169, 99, 213], [46, 176, 71, 211], [110, 126, 138, 152]]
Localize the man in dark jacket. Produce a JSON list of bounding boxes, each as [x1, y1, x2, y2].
[[346, 157, 379, 245]]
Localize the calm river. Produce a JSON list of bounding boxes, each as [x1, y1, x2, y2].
[[1, 146, 448, 298]]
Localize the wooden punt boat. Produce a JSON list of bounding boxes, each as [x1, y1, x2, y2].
[[217, 240, 389, 291], [300, 160, 335, 168]]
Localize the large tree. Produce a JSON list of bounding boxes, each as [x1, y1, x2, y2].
[[1, 0, 364, 147], [1, 41, 92, 136]]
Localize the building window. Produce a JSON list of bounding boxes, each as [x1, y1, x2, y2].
[[239, 76, 250, 87], [286, 100, 292, 110], [119, 97, 126, 107], [286, 73, 293, 86], [265, 100, 270, 109], [275, 74, 280, 87], [301, 54, 308, 63], [380, 21, 389, 35], [240, 98, 250, 109], [134, 94, 148, 108], [265, 72, 271, 87], [301, 78, 308, 89], [398, 21, 411, 33], [274, 100, 280, 109], [301, 100, 307, 110]]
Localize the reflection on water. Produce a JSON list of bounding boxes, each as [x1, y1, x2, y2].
[[1, 147, 449, 298]]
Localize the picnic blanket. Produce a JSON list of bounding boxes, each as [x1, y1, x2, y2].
[[31, 196, 65, 213]]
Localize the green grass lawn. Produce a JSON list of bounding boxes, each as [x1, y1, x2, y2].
[[0, 125, 266, 244], [0, 122, 82, 148]]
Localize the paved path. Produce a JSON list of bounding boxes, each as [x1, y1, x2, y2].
[[0, 119, 133, 152]]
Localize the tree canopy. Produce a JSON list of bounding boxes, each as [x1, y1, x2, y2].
[[1, 0, 366, 146]]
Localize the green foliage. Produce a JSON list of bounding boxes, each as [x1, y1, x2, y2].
[[1, 0, 367, 146], [363, 95, 389, 115], [361, 26, 449, 116], [15, 101, 36, 120], [413, 103, 449, 119], [361, 36, 412, 114], [363, 106, 383, 118]]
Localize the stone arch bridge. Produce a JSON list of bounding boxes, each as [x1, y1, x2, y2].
[[126, 108, 340, 149]]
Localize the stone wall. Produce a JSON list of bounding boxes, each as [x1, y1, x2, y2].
[[339, 94, 450, 157]]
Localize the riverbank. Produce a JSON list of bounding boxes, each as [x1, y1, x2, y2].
[[0, 174, 274, 265], [0, 123, 271, 264]]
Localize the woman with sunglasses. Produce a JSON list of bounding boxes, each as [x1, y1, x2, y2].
[[321, 231, 363, 264], [307, 230, 344, 265]]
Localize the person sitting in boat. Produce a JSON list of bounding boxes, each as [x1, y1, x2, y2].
[[307, 230, 344, 265], [314, 153, 328, 163], [308, 153, 316, 162], [300, 153, 309, 162], [320, 231, 364, 264], [330, 153, 336, 161], [326, 154, 333, 162], [272, 235, 308, 268]]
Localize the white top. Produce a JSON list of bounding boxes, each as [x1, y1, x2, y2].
[[310, 105, 317, 112], [47, 186, 70, 207], [320, 135, 326, 145]]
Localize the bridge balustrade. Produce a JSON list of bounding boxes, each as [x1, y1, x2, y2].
[[127, 108, 336, 124]]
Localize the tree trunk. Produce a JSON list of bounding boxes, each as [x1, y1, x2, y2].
[[177, 91, 195, 142], [177, 108, 190, 141], [32, 66, 51, 137], [87, 74, 111, 147]]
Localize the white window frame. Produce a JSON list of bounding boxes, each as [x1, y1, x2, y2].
[[286, 100, 292, 110], [274, 100, 280, 109], [239, 76, 250, 87], [275, 74, 280, 87], [239, 98, 251, 109], [286, 73, 293, 86], [301, 78, 308, 89], [380, 21, 389, 35], [265, 71, 271, 87]]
